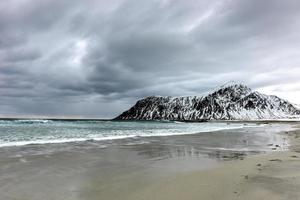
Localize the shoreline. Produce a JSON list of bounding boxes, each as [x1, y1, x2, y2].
[[0, 117, 299, 122], [122, 125, 300, 200]]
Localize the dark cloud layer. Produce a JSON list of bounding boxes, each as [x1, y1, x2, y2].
[[0, 0, 300, 118]]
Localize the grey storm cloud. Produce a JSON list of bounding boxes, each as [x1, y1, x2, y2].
[[0, 0, 300, 118]]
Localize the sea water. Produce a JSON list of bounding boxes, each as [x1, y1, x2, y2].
[[0, 119, 261, 147]]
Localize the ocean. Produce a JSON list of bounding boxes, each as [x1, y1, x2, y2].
[[0, 119, 269, 147]]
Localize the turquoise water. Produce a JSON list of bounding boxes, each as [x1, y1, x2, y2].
[[0, 119, 258, 147]]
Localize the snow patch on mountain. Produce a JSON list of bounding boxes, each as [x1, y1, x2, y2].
[[294, 104, 300, 110]]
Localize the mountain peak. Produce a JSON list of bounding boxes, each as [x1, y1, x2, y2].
[[218, 81, 251, 91], [209, 82, 252, 102]]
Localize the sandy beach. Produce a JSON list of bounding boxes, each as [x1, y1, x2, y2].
[[120, 124, 300, 200]]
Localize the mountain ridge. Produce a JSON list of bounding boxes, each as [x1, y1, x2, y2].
[[115, 83, 300, 120]]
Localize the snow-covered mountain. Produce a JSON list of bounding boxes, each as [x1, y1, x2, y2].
[[115, 84, 300, 120]]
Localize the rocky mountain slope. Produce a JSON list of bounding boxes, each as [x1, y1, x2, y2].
[[115, 84, 300, 120]]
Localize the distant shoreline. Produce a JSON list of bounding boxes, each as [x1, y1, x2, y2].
[[0, 117, 299, 123], [0, 117, 111, 121]]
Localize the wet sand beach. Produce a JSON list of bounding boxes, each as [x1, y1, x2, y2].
[[123, 123, 300, 200], [0, 122, 298, 200]]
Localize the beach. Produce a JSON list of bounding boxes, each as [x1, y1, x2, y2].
[[0, 121, 298, 200], [121, 123, 300, 200]]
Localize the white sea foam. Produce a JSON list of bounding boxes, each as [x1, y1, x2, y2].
[[15, 119, 53, 123], [0, 135, 139, 147]]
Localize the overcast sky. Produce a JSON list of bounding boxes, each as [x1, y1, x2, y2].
[[0, 0, 300, 118]]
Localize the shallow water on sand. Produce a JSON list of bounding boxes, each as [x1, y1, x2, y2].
[[0, 122, 292, 200]]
